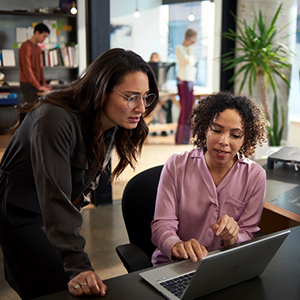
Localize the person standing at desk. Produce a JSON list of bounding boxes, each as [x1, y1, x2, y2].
[[19, 23, 52, 103], [151, 92, 267, 265], [148, 52, 170, 136], [175, 29, 197, 144], [0, 48, 158, 299]]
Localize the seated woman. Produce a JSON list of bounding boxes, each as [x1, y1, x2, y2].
[[151, 91, 267, 265]]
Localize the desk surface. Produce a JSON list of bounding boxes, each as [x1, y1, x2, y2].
[[263, 161, 300, 222], [35, 225, 300, 300]]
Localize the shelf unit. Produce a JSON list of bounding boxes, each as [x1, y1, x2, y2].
[[0, 8, 78, 133], [0, 9, 77, 17], [0, 9, 78, 95]]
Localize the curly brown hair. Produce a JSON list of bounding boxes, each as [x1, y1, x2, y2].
[[190, 91, 267, 158]]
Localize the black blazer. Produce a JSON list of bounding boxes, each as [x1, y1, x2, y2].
[[0, 103, 116, 278]]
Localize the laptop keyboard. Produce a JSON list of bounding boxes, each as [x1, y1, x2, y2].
[[159, 271, 195, 298]]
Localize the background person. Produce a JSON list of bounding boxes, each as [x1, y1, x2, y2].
[[0, 48, 158, 299], [151, 91, 267, 265], [149, 52, 160, 63], [19, 23, 52, 103], [148, 52, 169, 136], [175, 28, 197, 144]]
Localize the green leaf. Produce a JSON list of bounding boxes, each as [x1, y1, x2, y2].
[[273, 95, 279, 140], [220, 3, 293, 146]]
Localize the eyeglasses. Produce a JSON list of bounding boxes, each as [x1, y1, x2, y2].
[[114, 90, 156, 109]]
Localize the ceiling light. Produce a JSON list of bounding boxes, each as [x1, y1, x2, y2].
[[133, 0, 140, 18], [70, 1, 77, 15], [188, 12, 195, 22], [133, 8, 140, 18]]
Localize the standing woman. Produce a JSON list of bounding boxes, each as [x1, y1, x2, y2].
[[0, 48, 158, 299], [151, 92, 267, 266], [175, 29, 197, 144]]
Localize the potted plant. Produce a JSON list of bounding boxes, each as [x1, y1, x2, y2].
[[221, 3, 293, 146]]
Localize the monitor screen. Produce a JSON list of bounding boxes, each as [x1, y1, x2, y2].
[[148, 62, 176, 89]]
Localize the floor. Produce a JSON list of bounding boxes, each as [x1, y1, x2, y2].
[[0, 131, 192, 300]]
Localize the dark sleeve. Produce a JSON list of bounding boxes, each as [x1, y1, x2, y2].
[[30, 104, 93, 278]]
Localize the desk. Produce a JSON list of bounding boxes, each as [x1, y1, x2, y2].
[[267, 146, 300, 169], [259, 161, 300, 233], [145, 91, 179, 133], [146, 89, 210, 133], [34, 225, 300, 300]]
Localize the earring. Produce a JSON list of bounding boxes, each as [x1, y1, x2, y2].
[[240, 145, 245, 153], [203, 138, 207, 148]]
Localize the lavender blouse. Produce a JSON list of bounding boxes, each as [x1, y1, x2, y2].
[[151, 148, 266, 265]]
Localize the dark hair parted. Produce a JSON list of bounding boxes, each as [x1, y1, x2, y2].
[[190, 91, 267, 158], [13, 48, 159, 180]]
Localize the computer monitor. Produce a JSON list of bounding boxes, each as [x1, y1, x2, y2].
[[148, 62, 176, 90]]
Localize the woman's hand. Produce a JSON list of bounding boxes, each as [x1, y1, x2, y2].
[[211, 215, 239, 246], [172, 238, 208, 262], [68, 271, 107, 297]]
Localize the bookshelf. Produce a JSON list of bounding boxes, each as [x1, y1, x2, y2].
[[0, 5, 78, 133], [0, 9, 78, 99]]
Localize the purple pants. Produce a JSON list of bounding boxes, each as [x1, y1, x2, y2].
[[176, 79, 194, 144]]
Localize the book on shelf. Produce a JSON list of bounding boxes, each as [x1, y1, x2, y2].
[[0, 92, 18, 105], [61, 47, 70, 67], [0, 98, 19, 105], [0, 92, 18, 99], [42, 45, 78, 68], [67, 46, 74, 67]]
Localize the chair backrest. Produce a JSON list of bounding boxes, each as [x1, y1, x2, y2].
[[121, 165, 163, 260]]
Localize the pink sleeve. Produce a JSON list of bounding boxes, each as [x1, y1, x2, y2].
[[151, 157, 182, 260], [236, 165, 266, 243]]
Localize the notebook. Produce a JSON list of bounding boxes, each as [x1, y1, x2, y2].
[[139, 229, 290, 300]]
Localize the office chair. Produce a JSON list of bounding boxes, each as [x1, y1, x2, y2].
[[115, 165, 163, 273]]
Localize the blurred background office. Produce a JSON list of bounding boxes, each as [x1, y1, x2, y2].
[[1, 1, 300, 299]]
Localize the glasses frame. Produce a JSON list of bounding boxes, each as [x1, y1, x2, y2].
[[113, 90, 156, 109]]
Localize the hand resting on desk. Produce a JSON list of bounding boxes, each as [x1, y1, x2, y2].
[[68, 271, 107, 297]]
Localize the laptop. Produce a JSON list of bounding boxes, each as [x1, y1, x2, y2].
[[139, 229, 290, 300]]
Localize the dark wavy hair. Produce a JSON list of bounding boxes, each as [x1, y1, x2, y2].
[[190, 91, 267, 158], [12, 48, 159, 180]]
